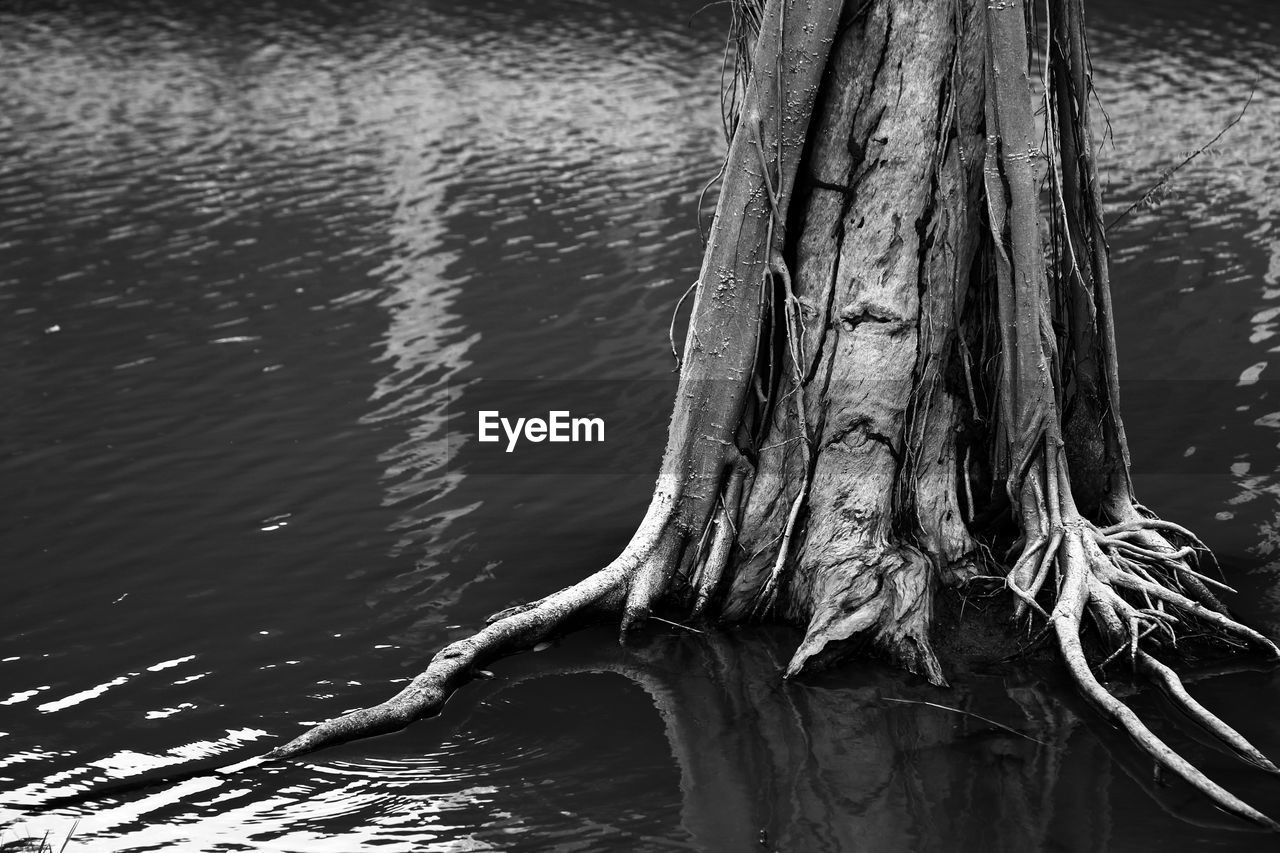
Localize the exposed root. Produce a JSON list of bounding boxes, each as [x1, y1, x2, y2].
[[1137, 651, 1279, 775], [266, 541, 650, 760], [269, 485, 690, 759], [1057, 602, 1278, 830], [621, 528, 684, 639], [756, 256, 813, 613], [999, 461, 1280, 828], [1102, 500, 1231, 614], [1000, 501, 1280, 830], [268, 591, 609, 759]]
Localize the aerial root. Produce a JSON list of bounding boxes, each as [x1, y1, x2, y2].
[[1032, 521, 1280, 830], [691, 460, 749, 617], [755, 255, 813, 615]]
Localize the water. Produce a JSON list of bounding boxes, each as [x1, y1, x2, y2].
[[0, 0, 1277, 849]]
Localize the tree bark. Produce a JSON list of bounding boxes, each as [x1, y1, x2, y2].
[[723, 0, 985, 687]]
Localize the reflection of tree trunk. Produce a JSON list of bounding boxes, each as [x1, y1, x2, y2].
[[641, 633, 1082, 852], [481, 632, 1113, 852]]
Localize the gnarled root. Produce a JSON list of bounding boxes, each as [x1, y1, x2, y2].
[[1103, 497, 1232, 615], [1007, 473, 1280, 830]]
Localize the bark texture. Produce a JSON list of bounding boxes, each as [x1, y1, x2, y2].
[[723, 0, 985, 686]]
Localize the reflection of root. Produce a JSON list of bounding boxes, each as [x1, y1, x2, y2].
[[1007, 473, 1280, 830]]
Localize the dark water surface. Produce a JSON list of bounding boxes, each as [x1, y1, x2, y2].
[[2, 0, 1279, 850]]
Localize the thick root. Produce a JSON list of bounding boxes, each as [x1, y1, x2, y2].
[[1056, 621, 1278, 830], [621, 529, 684, 639]]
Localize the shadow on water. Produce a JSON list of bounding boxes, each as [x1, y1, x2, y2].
[[1, 0, 1279, 849]]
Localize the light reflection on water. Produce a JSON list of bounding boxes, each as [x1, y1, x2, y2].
[[1, 0, 1278, 849]]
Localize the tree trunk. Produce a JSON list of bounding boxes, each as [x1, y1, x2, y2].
[[721, 0, 984, 687], [263, 0, 1280, 830]]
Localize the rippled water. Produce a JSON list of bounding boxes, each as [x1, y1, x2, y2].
[[1, 0, 1277, 850]]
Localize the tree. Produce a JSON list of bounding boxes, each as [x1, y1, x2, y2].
[[266, 0, 1280, 828]]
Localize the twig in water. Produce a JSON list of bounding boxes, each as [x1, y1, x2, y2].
[[649, 615, 705, 634], [1107, 85, 1256, 230], [882, 697, 1049, 746], [57, 820, 79, 853]]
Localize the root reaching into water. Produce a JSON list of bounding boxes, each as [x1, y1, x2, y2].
[[269, 536, 643, 760], [1002, 461, 1280, 829]]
